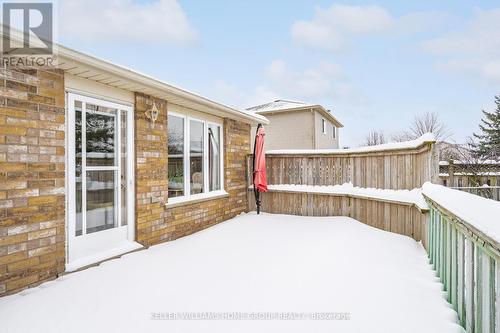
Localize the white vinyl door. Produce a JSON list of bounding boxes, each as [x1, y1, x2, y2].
[[66, 93, 138, 270]]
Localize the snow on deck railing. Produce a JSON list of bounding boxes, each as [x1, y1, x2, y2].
[[266, 133, 435, 155], [261, 183, 428, 211], [422, 182, 500, 332]]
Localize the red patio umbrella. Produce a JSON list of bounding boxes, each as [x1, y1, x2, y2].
[[253, 124, 267, 214]]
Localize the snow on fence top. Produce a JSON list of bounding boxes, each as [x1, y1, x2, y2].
[[423, 182, 500, 244], [263, 183, 428, 211], [266, 133, 436, 155]]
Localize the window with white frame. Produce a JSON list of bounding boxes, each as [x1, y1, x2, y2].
[[168, 113, 223, 201], [321, 118, 326, 134], [332, 125, 336, 139]]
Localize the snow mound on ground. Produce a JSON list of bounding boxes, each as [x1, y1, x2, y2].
[[0, 213, 462, 333]]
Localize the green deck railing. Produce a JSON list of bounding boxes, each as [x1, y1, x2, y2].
[[425, 196, 499, 333]]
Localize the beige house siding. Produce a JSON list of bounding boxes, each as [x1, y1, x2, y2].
[[313, 111, 339, 149], [252, 110, 315, 151], [252, 109, 340, 151]]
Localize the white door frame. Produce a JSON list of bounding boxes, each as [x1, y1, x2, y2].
[[66, 92, 136, 268]]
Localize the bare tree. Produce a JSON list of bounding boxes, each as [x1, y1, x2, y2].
[[392, 112, 452, 142], [364, 130, 386, 146], [441, 137, 496, 198]]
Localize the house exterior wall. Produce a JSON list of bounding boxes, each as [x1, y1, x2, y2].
[[135, 93, 251, 245], [0, 75, 252, 297], [134, 93, 169, 246], [313, 111, 339, 149], [0, 68, 66, 296], [162, 118, 250, 240], [251, 109, 340, 151], [251, 110, 315, 151]]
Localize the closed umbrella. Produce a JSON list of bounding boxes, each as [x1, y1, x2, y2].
[[253, 124, 267, 214]]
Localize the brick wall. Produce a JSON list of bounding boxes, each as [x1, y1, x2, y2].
[[0, 87, 251, 296], [135, 93, 251, 246], [0, 68, 66, 296], [134, 93, 169, 247]]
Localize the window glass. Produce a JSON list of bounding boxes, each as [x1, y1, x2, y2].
[[168, 115, 185, 197], [85, 104, 117, 166], [86, 170, 116, 234], [322, 119, 326, 134], [332, 125, 336, 139], [190, 120, 204, 195], [208, 124, 221, 191]]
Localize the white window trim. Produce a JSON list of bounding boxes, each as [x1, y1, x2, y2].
[[332, 125, 336, 139], [167, 112, 225, 205], [321, 118, 326, 134]]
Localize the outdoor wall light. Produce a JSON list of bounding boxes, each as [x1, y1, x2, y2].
[[145, 102, 160, 127]]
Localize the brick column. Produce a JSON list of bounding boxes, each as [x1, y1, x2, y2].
[[223, 118, 251, 215], [134, 93, 168, 247], [0, 68, 66, 296]]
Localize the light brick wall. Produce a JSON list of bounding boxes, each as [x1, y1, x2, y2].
[[0, 86, 251, 296], [134, 93, 169, 247], [135, 93, 251, 246], [0, 68, 66, 296]]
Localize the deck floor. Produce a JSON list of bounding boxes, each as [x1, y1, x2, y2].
[[0, 213, 463, 333]]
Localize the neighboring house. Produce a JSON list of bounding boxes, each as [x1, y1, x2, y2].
[[247, 100, 343, 151], [0, 34, 268, 296]]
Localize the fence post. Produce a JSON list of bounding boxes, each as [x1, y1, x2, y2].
[[475, 247, 483, 333], [451, 226, 457, 309], [465, 238, 474, 333], [457, 232, 465, 327], [496, 259, 500, 333]]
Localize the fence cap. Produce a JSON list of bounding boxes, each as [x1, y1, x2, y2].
[[423, 182, 500, 245], [266, 133, 436, 155]]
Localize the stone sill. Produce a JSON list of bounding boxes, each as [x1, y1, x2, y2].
[[165, 190, 229, 209]]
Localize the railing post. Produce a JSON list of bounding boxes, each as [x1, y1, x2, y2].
[[496, 259, 500, 333], [480, 255, 494, 333], [437, 212, 442, 278], [446, 220, 452, 299], [475, 246, 483, 333], [465, 238, 474, 333], [457, 232, 466, 327], [429, 208, 434, 264], [451, 225, 457, 309]]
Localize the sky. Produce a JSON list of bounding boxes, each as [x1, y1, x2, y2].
[[50, 0, 500, 146]]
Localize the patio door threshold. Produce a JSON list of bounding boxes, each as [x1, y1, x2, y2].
[[65, 240, 143, 272]]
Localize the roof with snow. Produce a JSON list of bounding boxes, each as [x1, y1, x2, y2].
[[247, 99, 343, 127], [247, 100, 315, 113]]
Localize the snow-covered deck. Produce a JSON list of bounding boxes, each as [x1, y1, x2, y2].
[[0, 213, 462, 333]]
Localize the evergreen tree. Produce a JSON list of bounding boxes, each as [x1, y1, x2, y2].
[[473, 95, 500, 160]]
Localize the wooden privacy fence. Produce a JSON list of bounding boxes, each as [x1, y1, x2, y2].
[[425, 195, 499, 332], [247, 138, 439, 190], [246, 137, 438, 243], [248, 190, 428, 245]]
